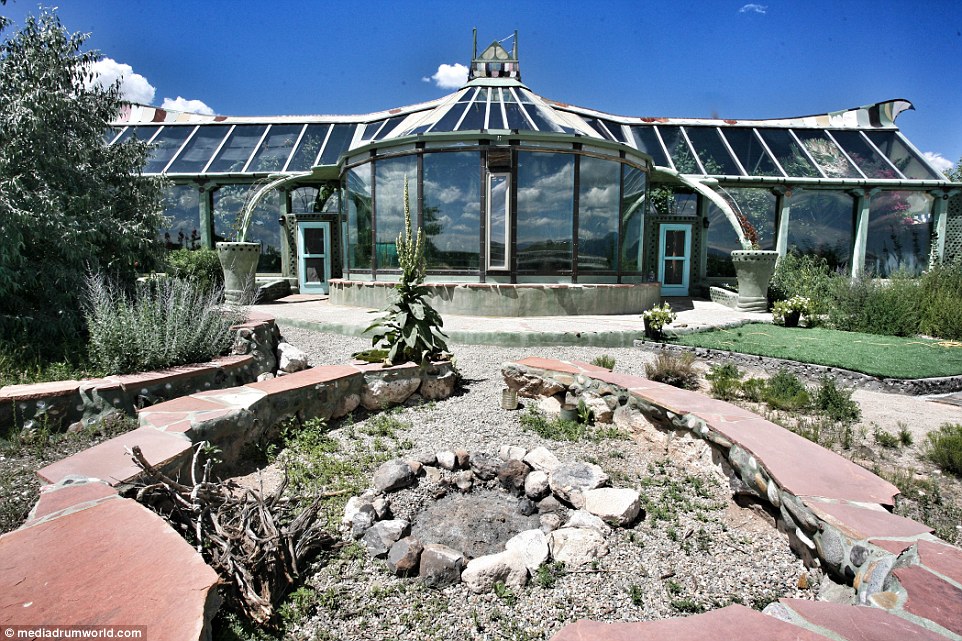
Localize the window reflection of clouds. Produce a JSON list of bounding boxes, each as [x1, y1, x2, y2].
[[375, 156, 417, 269], [422, 152, 481, 269], [578, 156, 620, 271], [517, 152, 574, 271]]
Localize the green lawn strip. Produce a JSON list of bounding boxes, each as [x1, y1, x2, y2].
[[671, 323, 962, 379]]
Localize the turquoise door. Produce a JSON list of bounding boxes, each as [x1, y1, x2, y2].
[[658, 224, 691, 296], [297, 222, 331, 294]]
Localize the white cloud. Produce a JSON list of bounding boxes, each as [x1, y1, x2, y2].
[[86, 57, 156, 104], [161, 96, 215, 116], [739, 3, 767, 14], [923, 151, 955, 173], [422, 63, 469, 90]]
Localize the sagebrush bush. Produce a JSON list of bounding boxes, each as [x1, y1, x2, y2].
[[919, 262, 962, 340], [705, 363, 742, 400], [828, 274, 919, 336], [813, 377, 861, 424], [166, 248, 224, 292], [84, 273, 247, 375], [645, 352, 699, 390], [769, 251, 836, 317], [762, 370, 810, 411], [926, 423, 962, 476]]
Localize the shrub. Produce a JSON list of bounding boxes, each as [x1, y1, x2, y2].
[[771, 296, 811, 327], [705, 363, 742, 400], [828, 274, 920, 337], [925, 423, 962, 476], [84, 273, 246, 375], [740, 377, 767, 403], [761, 370, 810, 411], [166, 248, 224, 292], [591, 354, 616, 370], [642, 302, 676, 339], [813, 377, 861, 424], [769, 251, 836, 317], [645, 352, 699, 390], [919, 262, 962, 340], [874, 429, 901, 449]]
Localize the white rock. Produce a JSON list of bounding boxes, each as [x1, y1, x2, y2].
[[583, 488, 641, 526], [523, 446, 561, 473], [548, 528, 608, 568], [505, 529, 550, 574], [563, 510, 611, 534], [536, 395, 563, 415], [360, 377, 421, 410], [524, 470, 550, 499], [342, 495, 365, 525], [499, 445, 527, 462], [549, 462, 609, 506], [436, 450, 457, 471], [277, 342, 310, 373], [420, 370, 457, 400], [460, 550, 528, 594], [581, 394, 614, 424]]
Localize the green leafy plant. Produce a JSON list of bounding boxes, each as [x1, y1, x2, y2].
[[591, 354, 616, 370], [769, 250, 836, 318], [898, 423, 913, 446], [761, 370, 810, 411], [740, 377, 767, 403], [519, 407, 586, 441], [534, 562, 566, 589], [705, 363, 742, 400], [84, 272, 247, 374], [166, 248, 224, 292], [492, 581, 516, 604], [828, 274, 920, 337], [771, 295, 811, 327], [813, 376, 861, 424], [925, 423, 962, 476], [645, 352, 699, 390], [366, 179, 449, 366], [919, 261, 962, 341], [642, 302, 676, 339], [576, 399, 595, 426], [628, 584, 644, 606]]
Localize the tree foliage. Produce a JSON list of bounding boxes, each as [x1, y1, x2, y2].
[[0, 9, 164, 354]]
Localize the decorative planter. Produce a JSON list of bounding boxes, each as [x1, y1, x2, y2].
[[216, 242, 261, 304], [731, 250, 779, 313], [501, 387, 519, 410], [783, 310, 801, 328], [643, 318, 663, 341]]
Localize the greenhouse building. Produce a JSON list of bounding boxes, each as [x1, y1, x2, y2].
[[110, 34, 962, 315]]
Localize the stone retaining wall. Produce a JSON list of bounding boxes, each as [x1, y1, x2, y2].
[[503, 357, 962, 641], [0, 312, 281, 435], [636, 339, 962, 396], [329, 279, 661, 317]]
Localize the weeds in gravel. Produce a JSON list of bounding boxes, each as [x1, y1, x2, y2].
[[874, 428, 901, 449], [645, 352, 699, 390], [591, 354, 616, 370], [519, 407, 626, 443], [705, 363, 741, 400], [761, 370, 810, 411], [628, 584, 644, 606], [876, 465, 962, 545], [493, 581, 517, 605], [925, 423, 962, 476], [534, 562, 567, 589]]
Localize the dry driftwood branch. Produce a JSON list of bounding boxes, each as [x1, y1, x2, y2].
[[129, 443, 338, 623]]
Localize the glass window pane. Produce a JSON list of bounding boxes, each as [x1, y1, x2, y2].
[[758, 129, 819, 177], [287, 124, 330, 171], [304, 228, 326, 255], [516, 152, 574, 271], [160, 185, 201, 249], [665, 230, 686, 257], [115, 125, 160, 145], [430, 90, 476, 133], [599, 120, 627, 143], [787, 190, 854, 270], [207, 125, 267, 173], [372, 115, 406, 142], [866, 191, 933, 276], [458, 97, 487, 131], [346, 164, 373, 269], [319, 123, 355, 165], [422, 151, 481, 270], [706, 187, 778, 277], [630, 126, 669, 166], [359, 120, 385, 143], [664, 259, 684, 285], [793, 130, 860, 178], [213, 185, 282, 272], [658, 126, 700, 173], [578, 156, 620, 272], [620, 164, 647, 272], [488, 174, 509, 268], [374, 155, 417, 270], [722, 129, 781, 177], [303, 258, 325, 283], [167, 125, 231, 173], [144, 126, 195, 173], [290, 185, 339, 214], [865, 131, 942, 181], [502, 89, 531, 131], [686, 128, 741, 175], [514, 91, 561, 132], [248, 124, 302, 173], [829, 131, 896, 179]]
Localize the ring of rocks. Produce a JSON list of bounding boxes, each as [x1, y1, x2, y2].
[[342, 445, 642, 593]]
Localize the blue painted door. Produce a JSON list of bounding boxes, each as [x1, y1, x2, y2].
[[658, 224, 691, 296], [297, 222, 331, 294]]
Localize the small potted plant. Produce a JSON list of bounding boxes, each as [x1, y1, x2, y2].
[[642, 302, 676, 340], [730, 210, 779, 313], [772, 295, 811, 328]]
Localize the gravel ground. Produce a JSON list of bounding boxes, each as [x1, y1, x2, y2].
[[272, 325, 814, 641]]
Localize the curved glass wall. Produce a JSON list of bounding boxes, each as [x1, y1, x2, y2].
[[620, 165, 647, 273], [787, 190, 855, 270], [374, 155, 417, 270], [213, 184, 282, 273], [706, 188, 777, 277], [346, 164, 373, 270], [422, 152, 481, 270], [866, 191, 933, 276], [516, 152, 574, 272], [577, 156, 620, 272], [161, 185, 201, 250]]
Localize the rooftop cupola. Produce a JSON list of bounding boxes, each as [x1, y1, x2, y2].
[[468, 30, 520, 81]]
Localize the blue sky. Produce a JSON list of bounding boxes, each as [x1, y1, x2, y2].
[[3, 0, 961, 172]]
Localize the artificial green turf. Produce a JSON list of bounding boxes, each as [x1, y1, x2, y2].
[[671, 323, 962, 379]]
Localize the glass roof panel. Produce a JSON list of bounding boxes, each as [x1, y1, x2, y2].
[[318, 123, 355, 165], [430, 89, 477, 133], [721, 128, 781, 177], [757, 129, 819, 177], [599, 119, 628, 143], [359, 120, 384, 143], [167, 125, 231, 174], [829, 130, 898, 179], [792, 130, 860, 178], [685, 127, 742, 175], [144, 126, 195, 173], [114, 125, 160, 145], [104, 127, 122, 144], [864, 131, 942, 180], [286, 124, 330, 171], [207, 125, 267, 173], [584, 118, 616, 142], [658, 126, 701, 173], [629, 126, 669, 166], [372, 115, 406, 141], [457, 94, 487, 131], [488, 89, 507, 129], [502, 88, 532, 130], [247, 124, 303, 173]]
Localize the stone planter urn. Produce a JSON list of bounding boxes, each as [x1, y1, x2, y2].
[[731, 250, 779, 313], [216, 241, 261, 304]]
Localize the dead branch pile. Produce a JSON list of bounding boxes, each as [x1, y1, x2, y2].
[[129, 443, 338, 623]]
